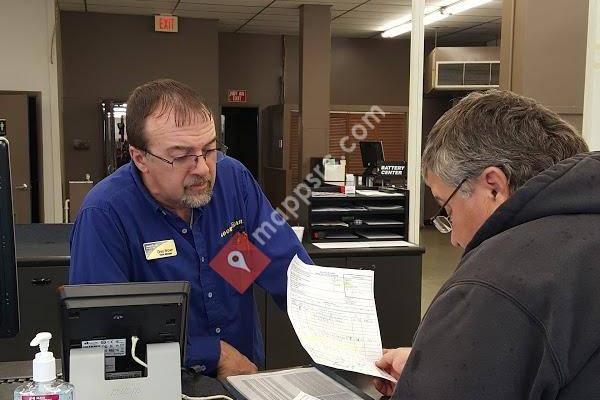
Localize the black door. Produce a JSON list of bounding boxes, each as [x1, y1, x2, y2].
[[221, 107, 259, 179]]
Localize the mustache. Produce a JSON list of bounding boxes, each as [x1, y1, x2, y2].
[[184, 175, 212, 188]]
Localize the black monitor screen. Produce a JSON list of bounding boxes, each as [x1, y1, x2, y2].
[[59, 281, 189, 381], [0, 137, 19, 338], [359, 141, 385, 168]]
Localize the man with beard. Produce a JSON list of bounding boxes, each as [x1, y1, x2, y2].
[[69, 79, 311, 379]]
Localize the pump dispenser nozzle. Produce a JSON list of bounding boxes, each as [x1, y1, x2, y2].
[[31, 332, 52, 353], [30, 332, 56, 382]]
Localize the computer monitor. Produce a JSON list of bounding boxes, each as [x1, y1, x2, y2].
[[359, 141, 385, 168], [59, 281, 190, 381], [0, 137, 19, 338]]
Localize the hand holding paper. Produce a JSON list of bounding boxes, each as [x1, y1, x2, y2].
[[287, 255, 397, 382]]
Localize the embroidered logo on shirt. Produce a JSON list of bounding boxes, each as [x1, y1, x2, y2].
[[220, 219, 244, 238], [209, 231, 270, 293], [143, 239, 178, 260]]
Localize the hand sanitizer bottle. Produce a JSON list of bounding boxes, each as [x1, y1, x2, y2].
[[14, 332, 74, 400]]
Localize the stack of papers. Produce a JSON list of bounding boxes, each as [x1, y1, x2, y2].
[[312, 241, 415, 249], [312, 206, 367, 212], [287, 256, 396, 382], [356, 190, 404, 197], [362, 218, 404, 226], [293, 392, 321, 400], [311, 192, 347, 198], [310, 220, 349, 228], [226, 367, 366, 400], [364, 205, 404, 211]]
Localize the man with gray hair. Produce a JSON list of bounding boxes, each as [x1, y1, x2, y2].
[[373, 90, 600, 399]]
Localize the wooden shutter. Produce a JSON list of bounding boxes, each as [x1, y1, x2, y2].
[[327, 112, 407, 175], [289, 111, 300, 188], [328, 112, 349, 164], [289, 111, 407, 184], [377, 113, 407, 162]]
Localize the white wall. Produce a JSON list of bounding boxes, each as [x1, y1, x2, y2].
[[583, 0, 600, 150], [0, 0, 63, 222]]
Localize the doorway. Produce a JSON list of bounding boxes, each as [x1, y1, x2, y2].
[[0, 93, 41, 223], [221, 107, 259, 179]]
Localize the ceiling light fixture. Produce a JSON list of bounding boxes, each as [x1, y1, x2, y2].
[[381, 0, 493, 38]]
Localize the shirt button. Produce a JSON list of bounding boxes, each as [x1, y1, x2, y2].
[[207, 292, 213, 298], [161, 210, 167, 216], [215, 327, 221, 334], [199, 365, 206, 372], [201, 257, 205, 263], [182, 228, 188, 234]]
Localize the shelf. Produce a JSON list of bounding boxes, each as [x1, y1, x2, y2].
[[310, 236, 406, 243], [310, 224, 405, 231], [311, 208, 404, 216], [302, 188, 409, 244]]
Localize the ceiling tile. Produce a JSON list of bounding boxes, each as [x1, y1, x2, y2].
[[86, 5, 170, 15], [176, 3, 262, 13], [60, 0, 503, 41], [181, 0, 271, 5]]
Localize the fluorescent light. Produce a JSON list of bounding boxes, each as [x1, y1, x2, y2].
[[444, 0, 493, 15], [381, 22, 412, 38], [381, 10, 448, 38], [380, 0, 491, 38], [378, 5, 440, 31], [423, 10, 448, 25], [379, 15, 412, 32]]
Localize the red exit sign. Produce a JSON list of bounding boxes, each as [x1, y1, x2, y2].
[[228, 90, 247, 103], [155, 15, 178, 33]]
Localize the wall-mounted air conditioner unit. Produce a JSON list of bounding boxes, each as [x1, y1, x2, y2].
[[425, 47, 500, 93]]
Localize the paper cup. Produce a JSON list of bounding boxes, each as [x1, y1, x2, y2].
[[291, 226, 305, 242]]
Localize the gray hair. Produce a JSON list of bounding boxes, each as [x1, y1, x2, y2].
[[422, 90, 588, 194]]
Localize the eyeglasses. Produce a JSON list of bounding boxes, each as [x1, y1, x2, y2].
[[430, 178, 467, 234], [144, 142, 228, 170]]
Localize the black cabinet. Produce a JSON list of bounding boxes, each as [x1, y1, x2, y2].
[[0, 265, 68, 361], [0, 224, 71, 361]]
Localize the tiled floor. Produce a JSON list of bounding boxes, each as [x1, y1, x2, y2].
[[419, 226, 464, 317]]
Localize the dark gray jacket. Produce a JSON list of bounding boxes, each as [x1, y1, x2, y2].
[[393, 152, 600, 399]]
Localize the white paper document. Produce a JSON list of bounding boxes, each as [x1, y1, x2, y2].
[[312, 240, 415, 249], [356, 189, 404, 197], [292, 391, 321, 400], [287, 256, 396, 382], [226, 367, 365, 400]]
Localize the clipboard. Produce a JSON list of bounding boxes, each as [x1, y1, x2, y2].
[[222, 364, 374, 400]]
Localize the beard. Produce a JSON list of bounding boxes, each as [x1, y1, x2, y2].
[[181, 175, 214, 208]]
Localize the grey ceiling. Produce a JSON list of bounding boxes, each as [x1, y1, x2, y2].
[[58, 0, 502, 43]]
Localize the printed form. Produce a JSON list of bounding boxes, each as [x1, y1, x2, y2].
[[292, 391, 321, 400], [226, 367, 365, 400], [287, 255, 396, 382]]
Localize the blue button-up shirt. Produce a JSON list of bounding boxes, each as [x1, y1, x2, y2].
[[69, 157, 311, 375]]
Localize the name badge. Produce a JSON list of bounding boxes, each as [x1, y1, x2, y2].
[[143, 239, 177, 260]]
